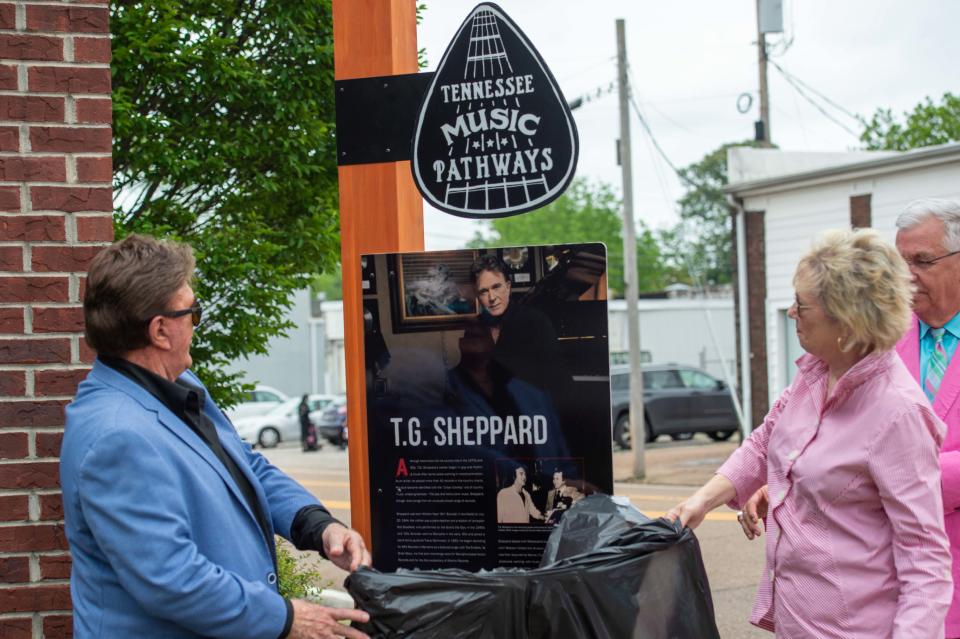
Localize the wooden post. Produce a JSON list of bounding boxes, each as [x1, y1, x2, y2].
[[332, 0, 424, 547]]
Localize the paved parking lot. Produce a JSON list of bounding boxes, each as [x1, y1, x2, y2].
[[263, 437, 767, 638]]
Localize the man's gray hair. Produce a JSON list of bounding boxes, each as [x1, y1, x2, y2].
[[896, 198, 960, 251]]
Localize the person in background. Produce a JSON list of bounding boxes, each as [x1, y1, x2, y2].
[[61, 234, 371, 639], [668, 228, 952, 637], [299, 394, 320, 452], [739, 198, 960, 638]]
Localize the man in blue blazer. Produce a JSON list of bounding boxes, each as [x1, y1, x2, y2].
[[61, 235, 371, 638]]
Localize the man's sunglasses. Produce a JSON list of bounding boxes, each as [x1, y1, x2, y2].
[[159, 303, 203, 327]]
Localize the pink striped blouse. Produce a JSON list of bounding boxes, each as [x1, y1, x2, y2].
[[719, 350, 953, 638]]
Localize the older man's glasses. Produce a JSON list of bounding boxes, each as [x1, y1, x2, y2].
[[159, 303, 203, 327], [904, 249, 960, 270]]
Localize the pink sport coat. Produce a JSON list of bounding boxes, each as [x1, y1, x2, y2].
[[897, 316, 960, 637]]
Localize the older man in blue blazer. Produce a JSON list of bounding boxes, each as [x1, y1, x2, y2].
[[61, 235, 370, 639]]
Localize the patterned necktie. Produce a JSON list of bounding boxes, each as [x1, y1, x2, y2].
[[925, 327, 948, 402]]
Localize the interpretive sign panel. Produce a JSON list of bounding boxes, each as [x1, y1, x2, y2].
[[411, 3, 579, 219], [361, 244, 612, 571]]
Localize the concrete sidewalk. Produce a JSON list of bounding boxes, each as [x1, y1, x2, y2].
[[613, 436, 739, 486]]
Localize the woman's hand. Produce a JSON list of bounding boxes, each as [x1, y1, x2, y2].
[[738, 486, 768, 540], [664, 474, 737, 530], [664, 495, 712, 530]]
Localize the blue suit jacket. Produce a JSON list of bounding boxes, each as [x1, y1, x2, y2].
[[61, 359, 321, 638]]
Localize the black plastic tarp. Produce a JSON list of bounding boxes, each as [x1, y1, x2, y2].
[[346, 494, 721, 638]]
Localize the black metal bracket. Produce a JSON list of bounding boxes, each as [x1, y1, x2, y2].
[[334, 72, 435, 166]]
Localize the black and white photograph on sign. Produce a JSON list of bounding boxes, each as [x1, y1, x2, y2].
[[495, 457, 588, 525], [362, 243, 612, 572], [411, 3, 579, 219]]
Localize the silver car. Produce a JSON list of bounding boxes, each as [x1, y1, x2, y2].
[[224, 385, 288, 423], [232, 394, 338, 448]]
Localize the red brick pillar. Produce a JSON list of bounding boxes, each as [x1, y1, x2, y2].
[[744, 210, 769, 425], [0, 2, 112, 637], [850, 193, 872, 229]]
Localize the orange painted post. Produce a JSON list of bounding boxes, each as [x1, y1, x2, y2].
[[332, 0, 424, 547]]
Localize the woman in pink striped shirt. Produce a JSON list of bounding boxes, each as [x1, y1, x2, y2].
[[667, 228, 953, 638]]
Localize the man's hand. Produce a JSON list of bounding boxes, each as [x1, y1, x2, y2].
[[321, 523, 371, 572], [288, 599, 370, 639], [738, 486, 768, 540]]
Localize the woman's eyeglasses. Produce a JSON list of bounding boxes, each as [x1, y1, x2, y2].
[[792, 295, 814, 317], [159, 303, 203, 327]]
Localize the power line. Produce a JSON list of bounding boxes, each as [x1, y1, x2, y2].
[[642, 99, 704, 138], [567, 80, 616, 110], [629, 89, 680, 207], [768, 60, 860, 137], [559, 56, 617, 83], [625, 77, 700, 192], [644, 93, 745, 106], [770, 60, 859, 122]]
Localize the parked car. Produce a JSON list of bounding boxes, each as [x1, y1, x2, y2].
[[316, 397, 347, 447], [233, 394, 338, 448], [610, 364, 738, 449], [225, 385, 288, 422]]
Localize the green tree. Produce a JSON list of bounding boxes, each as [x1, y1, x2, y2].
[[468, 178, 670, 295], [664, 139, 764, 286], [311, 264, 343, 302], [860, 92, 960, 150], [111, 1, 341, 405]]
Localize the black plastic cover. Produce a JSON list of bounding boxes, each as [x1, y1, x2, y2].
[[334, 72, 434, 166], [346, 494, 721, 638]]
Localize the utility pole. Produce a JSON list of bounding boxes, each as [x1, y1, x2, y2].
[[616, 18, 645, 479], [755, 0, 771, 146]]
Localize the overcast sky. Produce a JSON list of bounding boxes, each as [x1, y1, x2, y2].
[[414, 0, 960, 249]]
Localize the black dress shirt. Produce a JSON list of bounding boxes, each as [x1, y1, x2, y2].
[[101, 357, 342, 638]]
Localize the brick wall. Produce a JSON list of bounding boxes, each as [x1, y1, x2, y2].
[[745, 210, 769, 425], [850, 193, 872, 229], [730, 207, 742, 408], [0, 2, 112, 637]]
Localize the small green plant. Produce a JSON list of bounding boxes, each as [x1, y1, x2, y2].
[[276, 541, 331, 600]]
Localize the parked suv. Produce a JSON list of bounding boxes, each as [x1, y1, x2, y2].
[[316, 397, 347, 447], [610, 364, 738, 449]]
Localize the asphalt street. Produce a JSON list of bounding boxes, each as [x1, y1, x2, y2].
[[262, 438, 767, 639]]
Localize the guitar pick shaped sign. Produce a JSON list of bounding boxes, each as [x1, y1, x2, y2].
[[412, 3, 579, 219]]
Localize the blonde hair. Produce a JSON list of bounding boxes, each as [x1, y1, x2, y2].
[[796, 228, 912, 354]]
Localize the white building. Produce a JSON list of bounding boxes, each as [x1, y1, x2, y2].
[[726, 142, 960, 429], [607, 297, 735, 382], [222, 288, 328, 397]]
